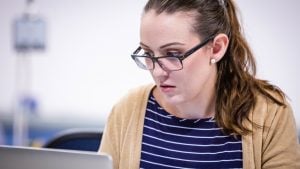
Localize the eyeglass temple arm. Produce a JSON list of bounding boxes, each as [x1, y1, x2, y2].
[[133, 47, 142, 54], [131, 47, 142, 60], [181, 35, 215, 60]]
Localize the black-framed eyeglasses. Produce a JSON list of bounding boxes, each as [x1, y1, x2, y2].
[[131, 35, 215, 71]]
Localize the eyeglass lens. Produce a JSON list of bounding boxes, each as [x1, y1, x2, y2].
[[134, 53, 182, 71]]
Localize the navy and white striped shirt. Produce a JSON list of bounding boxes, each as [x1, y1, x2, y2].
[[140, 94, 243, 169]]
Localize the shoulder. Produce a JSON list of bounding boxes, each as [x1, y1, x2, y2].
[[251, 89, 297, 145], [250, 90, 300, 168], [108, 84, 155, 119], [114, 84, 155, 108], [252, 89, 292, 124], [103, 84, 155, 135]]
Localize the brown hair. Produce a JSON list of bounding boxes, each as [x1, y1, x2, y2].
[[144, 0, 286, 135]]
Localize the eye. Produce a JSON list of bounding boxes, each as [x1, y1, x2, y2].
[[166, 51, 181, 57]]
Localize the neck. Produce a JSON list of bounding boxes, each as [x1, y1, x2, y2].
[[176, 94, 216, 119], [153, 86, 216, 119]]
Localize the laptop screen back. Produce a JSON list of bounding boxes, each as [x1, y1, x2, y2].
[[0, 145, 113, 169]]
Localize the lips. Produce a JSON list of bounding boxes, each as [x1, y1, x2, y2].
[[159, 84, 176, 93], [160, 84, 175, 88]]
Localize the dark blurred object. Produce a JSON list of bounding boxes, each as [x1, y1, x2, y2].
[[0, 124, 6, 145], [43, 129, 102, 152]]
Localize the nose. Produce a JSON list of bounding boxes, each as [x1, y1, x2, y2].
[[151, 61, 169, 77]]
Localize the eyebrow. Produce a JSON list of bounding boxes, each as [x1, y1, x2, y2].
[[140, 42, 185, 49]]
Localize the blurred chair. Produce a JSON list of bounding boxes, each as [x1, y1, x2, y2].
[[0, 124, 5, 145], [43, 128, 102, 152]]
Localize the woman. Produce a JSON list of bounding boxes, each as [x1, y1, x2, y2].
[[99, 0, 300, 168]]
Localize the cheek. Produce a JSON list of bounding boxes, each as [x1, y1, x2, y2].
[[183, 54, 211, 78], [181, 55, 212, 86]]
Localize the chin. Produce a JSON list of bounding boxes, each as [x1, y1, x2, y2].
[[163, 94, 185, 105]]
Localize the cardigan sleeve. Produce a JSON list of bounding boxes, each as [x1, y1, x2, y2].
[[98, 84, 154, 169], [99, 105, 122, 169], [99, 92, 139, 169], [261, 101, 300, 168]]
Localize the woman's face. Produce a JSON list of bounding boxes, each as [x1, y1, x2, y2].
[[140, 10, 217, 105]]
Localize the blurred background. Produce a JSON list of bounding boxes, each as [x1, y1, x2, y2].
[[0, 0, 299, 147]]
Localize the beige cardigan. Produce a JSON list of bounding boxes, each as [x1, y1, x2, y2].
[[99, 84, 300, 169]]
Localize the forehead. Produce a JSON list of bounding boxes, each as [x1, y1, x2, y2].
[[140, 10, 199, 43]]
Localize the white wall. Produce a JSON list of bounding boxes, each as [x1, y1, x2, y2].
[[0, 0, 299, 127]]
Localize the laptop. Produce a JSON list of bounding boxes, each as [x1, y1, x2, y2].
[[0, 145, 113, 169]]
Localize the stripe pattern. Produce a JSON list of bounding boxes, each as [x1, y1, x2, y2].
[[139, 94, 243, 169]]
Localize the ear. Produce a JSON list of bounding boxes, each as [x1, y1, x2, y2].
[[211, 33, 229, 62]]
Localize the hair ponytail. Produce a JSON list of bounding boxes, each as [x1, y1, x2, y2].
[[215, 0, 286, 135]]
